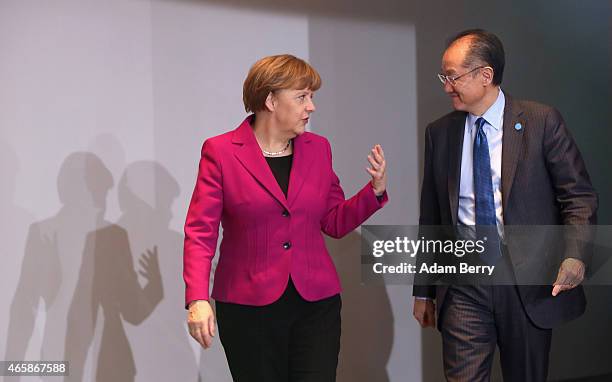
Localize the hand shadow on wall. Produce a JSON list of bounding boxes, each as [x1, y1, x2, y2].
[[115, 161, 198, 381], [63, 161, 182, 381], [64, 223, 162, 382]]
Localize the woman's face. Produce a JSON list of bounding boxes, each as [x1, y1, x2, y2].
[[269, 88, 316, 136]]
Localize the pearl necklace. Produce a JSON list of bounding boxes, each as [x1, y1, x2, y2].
[[262, 140, 291, 157]]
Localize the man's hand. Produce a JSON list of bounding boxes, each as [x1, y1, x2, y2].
[[187, 300, 216, 348], [552, 258, 585, 296], [413, 298, 436, 328]]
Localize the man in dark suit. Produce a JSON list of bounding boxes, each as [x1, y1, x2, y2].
[[412, 29, 598, 381]]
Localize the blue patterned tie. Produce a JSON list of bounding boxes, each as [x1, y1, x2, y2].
[[473, 117, 501, 265]]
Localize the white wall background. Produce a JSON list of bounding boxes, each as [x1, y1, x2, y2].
[[1, 0, 609, 381]]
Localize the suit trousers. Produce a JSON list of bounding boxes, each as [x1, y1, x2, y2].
[[215, 278, 341, 382], [440, 283, 552, 382]]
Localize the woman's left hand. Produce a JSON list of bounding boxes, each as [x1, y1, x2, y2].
[[366, 144, 387, 196]]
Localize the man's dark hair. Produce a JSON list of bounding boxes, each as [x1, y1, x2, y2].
[[447, 29, 505, 85]]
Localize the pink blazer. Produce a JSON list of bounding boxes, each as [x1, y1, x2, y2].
[[184, 116, 388, 306]]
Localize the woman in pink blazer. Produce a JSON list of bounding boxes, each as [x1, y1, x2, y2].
[[184, 54, 387, 382]]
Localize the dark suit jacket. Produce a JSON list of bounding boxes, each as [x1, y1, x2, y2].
[[413, 94, 598, 329]]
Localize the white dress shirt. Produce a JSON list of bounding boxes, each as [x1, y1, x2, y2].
[[458, 88, 505, 236]]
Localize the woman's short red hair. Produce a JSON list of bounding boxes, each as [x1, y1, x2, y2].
[[243, 54, 322, 113]]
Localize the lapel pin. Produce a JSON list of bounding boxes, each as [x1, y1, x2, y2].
[[514, 122, 522, 131]]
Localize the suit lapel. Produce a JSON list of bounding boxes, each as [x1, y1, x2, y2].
[[501, 95, 525, 213], [448, 113, 466, 226], [233, 117, 290, 211], [287, 133, 312, 208]]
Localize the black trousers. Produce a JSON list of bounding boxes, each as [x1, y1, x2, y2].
[[215, 279, 341, 382], [440, 284, 552, 382]]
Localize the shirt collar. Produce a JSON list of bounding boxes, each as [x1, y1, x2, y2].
[[467, 88, 505, 132]]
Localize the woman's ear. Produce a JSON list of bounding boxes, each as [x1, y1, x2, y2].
[[264, 91, 275, 112]]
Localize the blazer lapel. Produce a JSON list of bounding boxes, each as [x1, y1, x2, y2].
[[501, 95, 525, 213], [233, 117, 290, 211], [287, 133, 312, 208], [448, 113, 466, 226]]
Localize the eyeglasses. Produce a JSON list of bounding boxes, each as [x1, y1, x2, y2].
[[437, 66, 489, 86]]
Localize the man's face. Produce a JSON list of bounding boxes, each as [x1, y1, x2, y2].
[[441, 39, 487, 114]]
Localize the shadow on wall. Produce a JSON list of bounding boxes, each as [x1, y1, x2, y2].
[[0, 139, 35, 366], [64, 159, 201, 381], [5, 152, 116, 381], [326, 232, 394, 382], [114, 161, 198, 382], [64, 217, 162, 381], [5, 153, 200, 381]]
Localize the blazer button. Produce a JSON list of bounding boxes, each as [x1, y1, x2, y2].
[[282, 210, 290, 217], [283, 242, 291, 250]]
